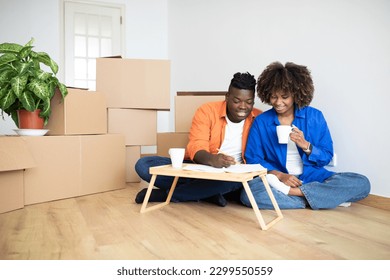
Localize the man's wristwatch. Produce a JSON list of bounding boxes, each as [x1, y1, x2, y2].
[[304, 143, 312, 153]]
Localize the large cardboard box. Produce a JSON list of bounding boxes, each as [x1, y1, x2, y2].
[[23, 134, 126, 205], [108, 108, 157, 145], [0, 137, 35, 213], [175, 93, 226, 132], [157, 132, 189, 157], [46, 88, 107, 135], [23, 136, 81, 204], [96, 57, 170, 109], [126, 146, 141, 183]]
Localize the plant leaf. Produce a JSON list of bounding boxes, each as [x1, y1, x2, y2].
[[0, 68, 14, 85], [19, 90, 36, 111], [15, 60, 32, 76], [24, 38, 35, 47], [39, 97, 51, 117], [36, 69, 52, 80], [11, 111, 19, 127], [10, 75, 28, 97], [0, 53, 18, 67], [0, 89, 16, 110], [19, 45, 34, 59], [35, 52, 58, 74], [0, 43, 23, 54], [57, 83, 68, 99], [27, 79, 49, 99], [47, 82, 56, 99], [0, 86, 9, 99]]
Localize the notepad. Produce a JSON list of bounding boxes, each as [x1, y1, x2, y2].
[[183, 164, 265, 174]]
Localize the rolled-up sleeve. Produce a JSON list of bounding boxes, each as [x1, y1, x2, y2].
[[305, 111, 334, 167], [186, 106, 213, 160]]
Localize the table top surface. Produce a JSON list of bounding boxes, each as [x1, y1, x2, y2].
[[149, 164, 266, 182]]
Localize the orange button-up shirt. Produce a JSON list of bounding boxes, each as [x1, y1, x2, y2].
[[185, 100, 262, 162]]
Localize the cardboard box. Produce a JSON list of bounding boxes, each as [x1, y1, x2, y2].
[[0, 137, 36, 213], [23, 136, 81, 204], [157, 132, 189, 157], [0, 171, 24, 213], [126, 146, 141, 183], [96, 57, 170, 109], [46, 88, 107, 135], [108, 108, 157, 145], [80, 134, 126, 195], [175, 94, 226, 132], [23, 134, 126, 205]]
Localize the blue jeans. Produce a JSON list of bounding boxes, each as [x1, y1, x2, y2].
[[241, 172, 371, 210], [135, 156, 243, 202]]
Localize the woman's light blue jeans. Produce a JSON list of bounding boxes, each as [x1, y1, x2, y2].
[[135, 156, 242, 202], [241, 172, 371, 210]]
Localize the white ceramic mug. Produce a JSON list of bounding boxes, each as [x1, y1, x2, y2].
[[168, 148, 185, 169], [276, 125, 292, 144]]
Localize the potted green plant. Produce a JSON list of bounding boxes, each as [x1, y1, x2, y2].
[[0, 38, 68, 129]]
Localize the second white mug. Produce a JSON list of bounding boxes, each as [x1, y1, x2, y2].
[[276, 125, 292, 144], [169, 148, 185, 168]]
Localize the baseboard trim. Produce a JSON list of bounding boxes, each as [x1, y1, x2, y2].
[[357, 194, 390, 211]]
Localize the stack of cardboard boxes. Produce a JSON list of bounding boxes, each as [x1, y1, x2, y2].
[[96, 57, 170, 182], [0, 87, 127, 213]]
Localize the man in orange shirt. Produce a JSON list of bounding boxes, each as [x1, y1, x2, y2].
[[135, 72, 262, 206]]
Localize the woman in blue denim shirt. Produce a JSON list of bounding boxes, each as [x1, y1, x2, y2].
[[243, 62, 370, 209]]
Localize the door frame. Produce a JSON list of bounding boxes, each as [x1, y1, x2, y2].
[[59, 0, 125, 85]]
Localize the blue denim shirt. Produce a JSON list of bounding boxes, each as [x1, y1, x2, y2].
[[245, 106, 335, 183]]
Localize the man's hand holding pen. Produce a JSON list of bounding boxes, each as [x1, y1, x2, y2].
[[215, 149, 237, 168]]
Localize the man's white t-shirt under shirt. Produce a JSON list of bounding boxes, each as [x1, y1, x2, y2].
[[219, 116, 245, 163]]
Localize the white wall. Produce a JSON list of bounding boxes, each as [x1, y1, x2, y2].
[[0, 0, 389, 197], [0, 0, 170, 134], [168, 0, 390, 197]]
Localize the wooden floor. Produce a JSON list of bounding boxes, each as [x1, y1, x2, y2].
[[0, 182, 389, 260]]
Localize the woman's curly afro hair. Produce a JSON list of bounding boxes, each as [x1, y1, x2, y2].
[[256, 62, 314, 108]]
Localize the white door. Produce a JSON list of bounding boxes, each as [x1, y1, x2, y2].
[[64, 1, 124, 90]]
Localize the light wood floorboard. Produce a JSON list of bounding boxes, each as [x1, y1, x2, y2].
[[0, 183, 389, 260]]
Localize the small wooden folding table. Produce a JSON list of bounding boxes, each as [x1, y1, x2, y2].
[[140, 164, 283, 230]]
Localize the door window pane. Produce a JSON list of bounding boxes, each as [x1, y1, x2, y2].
[[88, 37, 99, 58], [74, 58, 87, 79], [74, 35, 86, 57], [101, 16, 112, 37], [88, 15, 100, 36], [74, 79, 88, 88], [101, 38, 112, 57], [74, 13, 86, 34], [87, 59, 96, 80]]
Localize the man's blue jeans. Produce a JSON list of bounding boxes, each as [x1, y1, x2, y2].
[[135, 156, 242, 202], [241, 172, 371, 209]]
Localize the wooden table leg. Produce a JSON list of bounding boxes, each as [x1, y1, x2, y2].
[[260, 175, 283, 219], [166, 176, 179, 202], [241, 176, 283, 230], [241, 180, 267, 230], [140, 175, 180, 213]]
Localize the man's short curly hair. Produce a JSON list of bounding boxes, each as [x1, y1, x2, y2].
[[257, 62, 314, 108], [230, 72, 256, 92]]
